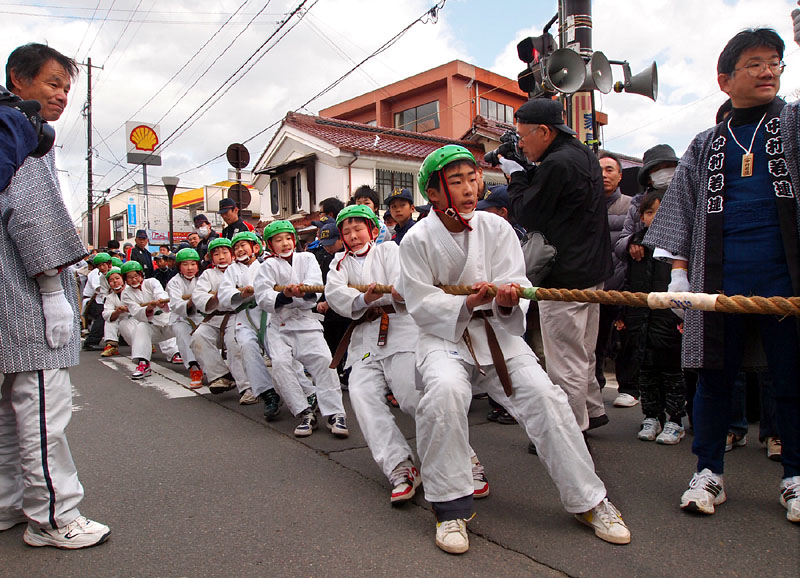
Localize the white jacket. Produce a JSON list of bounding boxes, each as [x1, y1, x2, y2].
[[167, 274, 203, 325], [122, 278, 170, 327], [254, 253, 323, 332]]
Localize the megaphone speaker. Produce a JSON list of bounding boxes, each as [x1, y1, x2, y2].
[[578, 51, 613, 94], [544, 48, 586, 94], [614, 62, 658, 101]]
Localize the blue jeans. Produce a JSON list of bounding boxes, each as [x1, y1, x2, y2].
[[694, 315, 800, 478], [728, 371, 778, 441]]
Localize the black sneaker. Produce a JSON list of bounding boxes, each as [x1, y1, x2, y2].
[[261, 389, 282, 421], [587, 414, 610, 430]]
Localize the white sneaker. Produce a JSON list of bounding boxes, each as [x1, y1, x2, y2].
[[435, 518, 469, 554], [779, 475, 800, 523], [656, 421, 685, 445], [637, 418, 662, 441], [293, 409, 317, 437], [575, 498, 630, 545], [613, 393, 639, 408], [680, 469, 726, 514], [23, 516, 110, 549], [471, 456, 490, 499], [725, 432, 747, 452], [326, 413, 349, 438], [239, 389, 259, 405], [389, 460, 421, 504], [0, 513, 27, 531]]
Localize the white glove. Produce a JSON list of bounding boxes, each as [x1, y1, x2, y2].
[[668, 268, 690, 320], [498, 156, 524, 177], [793, 6, 800, 46], [41, 290, 75, 348]]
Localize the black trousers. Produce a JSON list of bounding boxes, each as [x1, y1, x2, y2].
[[84, 300, 105, 347]]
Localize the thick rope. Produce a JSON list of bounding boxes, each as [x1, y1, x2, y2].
[[273, 284, 800, 317]]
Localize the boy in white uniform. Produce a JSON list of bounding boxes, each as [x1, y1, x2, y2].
[[399, 145, 631, 554], [254, 221, 348, 438], [166, 248, 205, 389], [120, 260, 179, 380], [217, 231, 282, 419], [100, 267, 135, 357]]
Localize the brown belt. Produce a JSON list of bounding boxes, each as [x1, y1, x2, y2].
[[463, 310, 513, 397], [330, 304, 396, 369]]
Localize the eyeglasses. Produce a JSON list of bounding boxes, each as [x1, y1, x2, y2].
[[733, 60, 785, 77]]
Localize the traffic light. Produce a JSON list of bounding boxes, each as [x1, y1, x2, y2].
[[516, 34, 556, 95]]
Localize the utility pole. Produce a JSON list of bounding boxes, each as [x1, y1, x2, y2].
[[81, 57, 103, 247]]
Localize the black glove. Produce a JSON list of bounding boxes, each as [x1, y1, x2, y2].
[[0, 85, 55, 158]]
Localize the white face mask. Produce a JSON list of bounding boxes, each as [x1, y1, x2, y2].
[[216, 263, 228, 271], [459, 211, 475, 222], [353, 243, 371, 256], [197, 225, 210, 239], [279, 249, 294, 258], [650, 167, 675, 190], [385, 225, 395, 236], [235, 255, 251, 263], [128, 280, 141, 289], [181, 274, 195, 281]]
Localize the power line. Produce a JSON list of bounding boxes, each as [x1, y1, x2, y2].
[[71, 0, 102, 59], [0, 8, 280, 25]]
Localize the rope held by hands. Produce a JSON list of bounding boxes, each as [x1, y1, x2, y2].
[[273, 284, 800, 316]]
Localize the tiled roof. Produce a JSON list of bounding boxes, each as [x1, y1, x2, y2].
[[282, 112, 489, 165], [460, 115, 515, 141]]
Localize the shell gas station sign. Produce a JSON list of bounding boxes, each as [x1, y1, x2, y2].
[[125, 121, 162, 166]]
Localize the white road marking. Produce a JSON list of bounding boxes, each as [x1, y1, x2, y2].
[[99, 356, 206, 399]]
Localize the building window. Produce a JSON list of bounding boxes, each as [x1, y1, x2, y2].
[[112, 216, 124, 241], [270, 179, 279, 214], [290, 173, 302, 213], [393, 101, 439, 133], [375, 169, 414, 203], [479, 98, 515, 124]]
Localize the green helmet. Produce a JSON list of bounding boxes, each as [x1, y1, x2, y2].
[[120, 260, 143, 275], [231, 231, 263, 256], [110, 256, 123, 268], [417, 145, 476, 200], [105, 266, 123, 280], [92, 252, 112, 265], [207, 237, 232, 253], [336, 204, 380, 229], [262, 220, 296, 245], [176, 248, 200, 263]]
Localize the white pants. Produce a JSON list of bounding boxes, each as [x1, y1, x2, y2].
[[0, 369, 84, 529], [268, 327, 343, 417], [103, 316, 137, 346], [417, 351, 606, 512], [538, 284, 605, 431], [232, 316, 274, 397], [131, 322, 177, 362], [172, 319, 197, 369], [191, 322, 229, 383], [348, 352, 420, 479]]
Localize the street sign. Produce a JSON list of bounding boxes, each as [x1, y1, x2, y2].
[[227, 183, 251, 209], [127, 196, 137, 226], [226, 143, 250, 169], [126, 121, 162, 166]]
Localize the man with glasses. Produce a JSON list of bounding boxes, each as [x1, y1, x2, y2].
[[503, 99, 613, 435], [645, 25, 800, 523]]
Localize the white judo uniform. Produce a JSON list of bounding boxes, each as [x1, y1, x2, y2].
[[326, 242, 420, 477], [121, 278, 179, 362], [191, 266, 248, 390], [217, 261, 275, 398], [166, 274, 203, 369], [254, 253, 344, 418], [101, 287, 137, 346], [398, 210, 606, 511]]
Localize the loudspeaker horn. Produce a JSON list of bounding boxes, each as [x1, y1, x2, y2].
[[578, 51, 613, 94], [544, 48, 586, 94], [613, 61, 658, 101]]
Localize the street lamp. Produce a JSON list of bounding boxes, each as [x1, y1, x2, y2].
[[162, 176, 179, 249]]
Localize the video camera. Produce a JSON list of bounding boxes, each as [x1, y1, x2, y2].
[[0, 85, 55, 158], [483, 129, 533, 170]]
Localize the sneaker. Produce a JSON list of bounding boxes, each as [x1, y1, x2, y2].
[[587, 414, 609, 430], [487, 407, 516, 424], [100, 342, 119, 357], [307, 393, 318, 414], [575, 498, 630, 545], [208, 377, 235, 395], [725, 432, 747, 452], [239, 389, 259, 405], [613, 393, 639, 407], [389, 461, 421, 504], [294, 408, 317, 437], [637, 418, 662, 441], [779, 476, 800, 523], [385, 392, 399, 408], [680, 468, 726, 514], [471, 456, 490, 499], [131, 361, 151, 380], [23, 516, 110, 549], [0, 513, 27, 531], [261, 389, 282, 421], [263, 355, 272, 367], [435, 518, 469, 554], [327, 413, 349, 438], [170, 353, 183, 365], [188, 367, 203, 389], [767, 437, 782, 462], [656, 421, 685, 445]]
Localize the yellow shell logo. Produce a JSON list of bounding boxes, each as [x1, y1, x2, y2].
[[130, 125, 158, 151]]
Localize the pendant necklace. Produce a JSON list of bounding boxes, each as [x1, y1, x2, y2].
[[727, 113, 766, 178]]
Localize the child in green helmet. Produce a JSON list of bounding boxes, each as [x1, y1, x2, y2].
[[100, 267, 131, 358], [166, 248, 205, 389]]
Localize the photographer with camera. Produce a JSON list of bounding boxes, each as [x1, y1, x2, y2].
[[504, 98, 613, 434]]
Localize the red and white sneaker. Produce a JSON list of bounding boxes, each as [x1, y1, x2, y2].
[[131, 361, 151, 380], [170, 353, 183, 365], [471, 456, 489, 499], [188, 367, 203, 389], [389, 460, 421, 504]]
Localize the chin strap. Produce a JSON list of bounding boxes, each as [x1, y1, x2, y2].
[[431, 171, 472, 231]]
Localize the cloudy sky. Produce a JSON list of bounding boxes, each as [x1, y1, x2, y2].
[[3, 0, 799, 222]]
